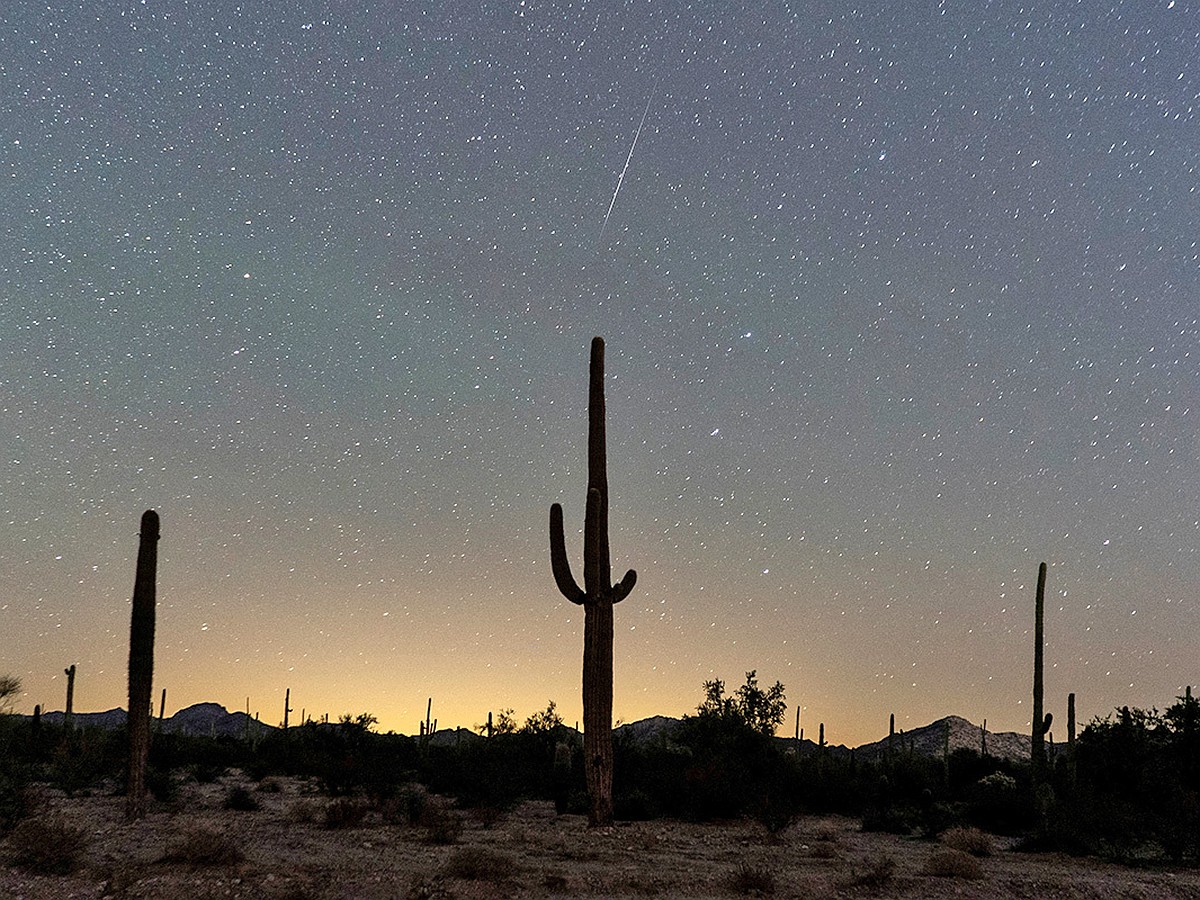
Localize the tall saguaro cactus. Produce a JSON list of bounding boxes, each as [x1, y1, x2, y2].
[[126, 509, 160, 821], [1031, 561, 1054, 809], [549, 336, 638, 827]]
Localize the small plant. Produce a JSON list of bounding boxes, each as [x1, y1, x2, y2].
[[442, 846, 518, 881], [256, 776, 284, 793], [323, 797, 368, 829], [728, 862, 775, 896], [4, 816, 89, 874], [922, 848, 984, 880], [224, 785, 261, 811], [161, 827, 245, 866], [941, 825, 993, 857]]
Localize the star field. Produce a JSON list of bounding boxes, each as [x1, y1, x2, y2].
[[2, 1, 1198, 745]]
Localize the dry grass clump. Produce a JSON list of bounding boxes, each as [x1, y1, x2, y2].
[[728, 862, 776, 896], [809, 841, 840, 859], [922, 848, 984, 880], [839, 853, 896, 890], [442, 846, 519, 881], [4, 816, 88, 874], [161, 826, 245, 866], [224, 784, 261, 811], [323, 797, 368, 829], [812, 821, 841, 843], [941, 825, 993, 856], [287, 798, 321, 823], [406, 874, 454, 899]]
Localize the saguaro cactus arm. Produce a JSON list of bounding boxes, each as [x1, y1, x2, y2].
[[549, 503, 585, 604]]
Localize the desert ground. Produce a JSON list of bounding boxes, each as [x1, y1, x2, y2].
[[2, 772, 1199, 900]]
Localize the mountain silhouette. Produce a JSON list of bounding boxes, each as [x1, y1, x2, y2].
[[24, 705, 1031, 761]]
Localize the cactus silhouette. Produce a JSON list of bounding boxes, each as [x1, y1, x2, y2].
[[1031, 561, 1048, 781], [63, 664, 76, 731], [549, 336, 638, 827], [126, 509, 160, 821]]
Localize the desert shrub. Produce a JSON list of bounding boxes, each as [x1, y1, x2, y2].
[[442, 846, 518, 881], [627, 712, 798, 822], [755, 793, 797, 837], [161, 827, 245, 866], [0, 767, 33, 833], [812, 821, 841, 843], [469, 805, 505, 829], [861, 802, 917, 835], [394, 784, 429, 823], [4, 816, 88, 874], [942, 825, 993, 856], [189, 760, 226, 783], [420, 801, 463, 844], [614, 787, 659, 821], [839, 854, 896, 890], [256, 776, 284, 793], [224, 785, 260, 811], [323, 797, 368, 829], [48, 739, 110, 797], [728, 862, 775, 895], [966, 770, 1028, 835], [922, 848, 983, 879], [147, 765, 179, 803]]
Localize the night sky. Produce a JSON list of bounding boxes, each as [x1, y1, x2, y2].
[[2, 1, 1197, 746]]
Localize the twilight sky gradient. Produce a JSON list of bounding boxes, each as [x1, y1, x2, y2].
[[2, 1, 1197, 746]]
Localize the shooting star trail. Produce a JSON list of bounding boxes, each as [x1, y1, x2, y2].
[[598, 84, 656, 247]]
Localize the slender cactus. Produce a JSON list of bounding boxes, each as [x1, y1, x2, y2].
[[981, 718, 988, 757], [126, 509, 160, 821], [1067, 691, 1077, 789], [549, 337, 638, 827], [63, 664, 76, 731], [283, 688, 292, 731], [1031, 562, 1049, 779]]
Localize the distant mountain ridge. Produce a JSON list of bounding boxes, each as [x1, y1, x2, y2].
[[24, 705, 1031, 761], [37, 703, 273, 739]]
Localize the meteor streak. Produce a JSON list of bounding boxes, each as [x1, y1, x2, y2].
[[598, 84, 656, 247]]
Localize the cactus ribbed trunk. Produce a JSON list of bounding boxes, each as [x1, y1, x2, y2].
[[126, 509, 160, 821], [549, 337, 638, 828]]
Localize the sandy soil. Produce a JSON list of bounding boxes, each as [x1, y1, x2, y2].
[[2, 773, 1199, 899]]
